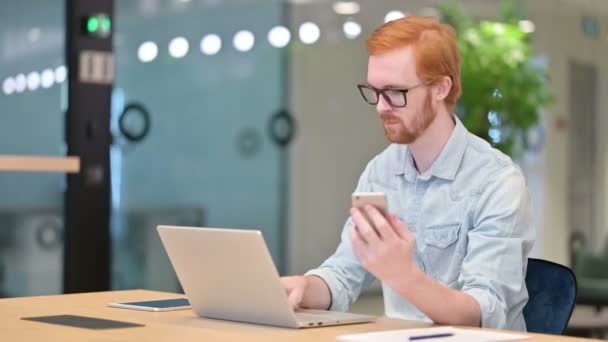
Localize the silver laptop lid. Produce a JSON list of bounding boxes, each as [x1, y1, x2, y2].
[[157, 225, 299, 328]]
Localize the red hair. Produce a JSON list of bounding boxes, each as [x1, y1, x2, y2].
[[367, 16, 461, 110]]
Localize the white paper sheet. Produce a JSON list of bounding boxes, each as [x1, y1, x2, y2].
[[336, 326, 530, 342]]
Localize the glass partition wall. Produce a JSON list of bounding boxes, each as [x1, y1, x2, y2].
[[0, 0, 66, 297], [110, 0, 289, 291]]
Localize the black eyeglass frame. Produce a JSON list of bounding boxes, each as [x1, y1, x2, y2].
[[357, 83, 427, 108]]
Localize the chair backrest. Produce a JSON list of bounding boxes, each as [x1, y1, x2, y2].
[[523, 258, 577, 335]]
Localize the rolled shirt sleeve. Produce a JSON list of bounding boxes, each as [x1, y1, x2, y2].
[[305, 163, 377, 312], [460, 165, 535, 329]]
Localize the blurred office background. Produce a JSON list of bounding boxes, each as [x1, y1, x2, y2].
[[1, 0, 607, 337]]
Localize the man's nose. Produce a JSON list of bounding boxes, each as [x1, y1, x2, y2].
[[376, 95, 392, 113]]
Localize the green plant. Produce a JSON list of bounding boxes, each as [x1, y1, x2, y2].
[[439, 1, 553, 156]]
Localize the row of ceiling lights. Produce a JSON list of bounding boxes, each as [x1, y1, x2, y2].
[[137, 11, 407, 62], [2, 66, 66, 96]]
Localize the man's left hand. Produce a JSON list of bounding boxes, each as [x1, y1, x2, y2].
[[349, 205, 419, 287]]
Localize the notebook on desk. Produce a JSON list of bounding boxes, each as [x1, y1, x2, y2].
[[157, 225, 375, 329]]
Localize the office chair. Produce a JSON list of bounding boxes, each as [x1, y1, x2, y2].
[[523, 258, 577, 335]]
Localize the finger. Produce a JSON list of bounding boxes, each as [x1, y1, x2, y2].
[[351, 224, 368, 245], [287, 285, 303, 310], [388, 213, 412, 240], [350, 207, 381, 245], [349, 224, 367, 262], [365, 205, 399, 241], [281, 276, 296, 292]]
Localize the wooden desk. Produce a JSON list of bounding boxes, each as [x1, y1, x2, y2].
[[0, 290, 601, 341]]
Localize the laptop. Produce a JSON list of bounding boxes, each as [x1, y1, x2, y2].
[[157, 225, 375, 328]]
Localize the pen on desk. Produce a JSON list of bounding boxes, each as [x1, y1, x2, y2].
[[409, 332, 454, 340]]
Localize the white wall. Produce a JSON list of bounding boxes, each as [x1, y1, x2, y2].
[[286, 2, 388, 274], [527, 0, 608, 262]]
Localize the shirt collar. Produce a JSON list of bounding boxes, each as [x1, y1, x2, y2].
[[393, 115, 468, 182]]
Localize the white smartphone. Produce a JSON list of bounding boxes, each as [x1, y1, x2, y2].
[[351, 192, 388, 216], [108, 298, 190, 312]]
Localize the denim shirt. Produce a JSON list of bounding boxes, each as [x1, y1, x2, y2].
[[306, 116, 535, 331]]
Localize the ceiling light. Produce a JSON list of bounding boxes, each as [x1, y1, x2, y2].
[[299, 22, 320, 45], [384, 10, 405, 23], [268, 26, 291, 48], [26, 71, 40, 91], [168, 37, 189, 58], [55, 66, 67, 83], [2, 77, 15, 95], [138, 41, 158, 62], [333, 1, 360, 15], [200, 34, 222, 55], [343, 20, 361, 39], [41, 69, 54, 88], [14, 74, 26, 93], [233, 30, 255, 52]]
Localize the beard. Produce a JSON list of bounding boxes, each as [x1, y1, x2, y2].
[[380, 90, 436, 144]]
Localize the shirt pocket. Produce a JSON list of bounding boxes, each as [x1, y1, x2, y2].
[[424, 223, 461, 248], [422, 223, 463, 284]]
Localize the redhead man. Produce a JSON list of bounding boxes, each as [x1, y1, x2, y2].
[[281, 16, 534, 331]]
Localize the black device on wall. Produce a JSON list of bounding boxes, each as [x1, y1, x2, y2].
[[64, 0, 114, 293]]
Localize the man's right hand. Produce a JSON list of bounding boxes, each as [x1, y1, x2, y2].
[[280, 275, 332, 311], [281, 276, 308, 310]]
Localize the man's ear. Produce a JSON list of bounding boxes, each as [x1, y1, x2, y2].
[[433, 76, 452, 101]]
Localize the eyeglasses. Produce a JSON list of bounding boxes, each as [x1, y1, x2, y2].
[[357, 83, 426, 108]]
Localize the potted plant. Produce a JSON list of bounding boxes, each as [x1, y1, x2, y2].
[[439, 1, 553, 157]]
